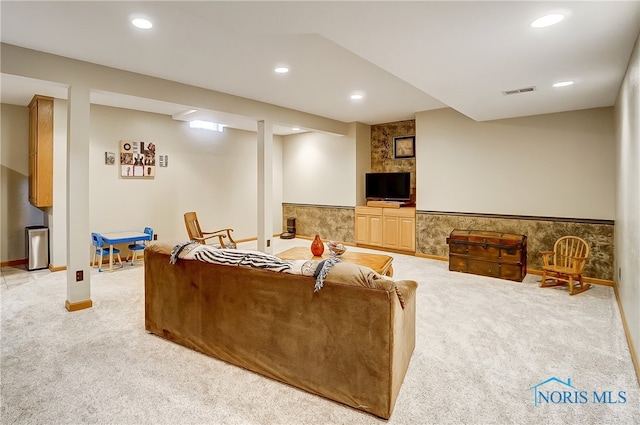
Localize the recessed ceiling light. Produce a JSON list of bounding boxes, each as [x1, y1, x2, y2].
[[274, 67, 289, 74], [531, 14, 564, 28], [132, 18, 153, 30], [553, 81, 574, 88], [292, 127, 300, 131], [350, 94, 363, 100]]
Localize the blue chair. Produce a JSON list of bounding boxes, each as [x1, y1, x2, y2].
[[128, 227, 153, 265], [91, 232, 123, 272]]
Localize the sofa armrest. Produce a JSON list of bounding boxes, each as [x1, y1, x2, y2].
[[395, 280, 418, 308], [147, 241, 179, 255]]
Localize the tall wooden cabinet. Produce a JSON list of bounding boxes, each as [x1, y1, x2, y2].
[[28, 95, 54, 208], [355, 206, 416, 253]]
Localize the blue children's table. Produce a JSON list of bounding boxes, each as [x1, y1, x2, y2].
[[100, 231, 152, 272]]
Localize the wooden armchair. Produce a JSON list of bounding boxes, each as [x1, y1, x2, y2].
[[184, 211, 237, 249], [540, 236, 590, 295]]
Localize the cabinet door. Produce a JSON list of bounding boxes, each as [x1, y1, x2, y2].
[[369, 215, 383, 246], [28, 95, 54, 208], [355, 214, 370, 244], [398, 217, 416, 251], [382, 215, 399, 249]]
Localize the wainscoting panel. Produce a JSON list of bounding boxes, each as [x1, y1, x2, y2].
[[416, 211, 614, 281], [282, 204, 355, 244], [279, 205, 615, 280]]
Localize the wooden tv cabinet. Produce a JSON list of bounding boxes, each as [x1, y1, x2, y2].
[[355, 206, 416, 253]]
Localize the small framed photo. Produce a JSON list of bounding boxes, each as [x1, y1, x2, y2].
[[105, 152, 115, 165], [393, 136, 415, 159]]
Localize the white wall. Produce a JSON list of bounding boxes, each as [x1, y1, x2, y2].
[[615, 32, 639, 375], [282, 128, 356, 206], [416, 107, 615, 220], [0, 104, 45, 262], [89, 104, 283, 242]]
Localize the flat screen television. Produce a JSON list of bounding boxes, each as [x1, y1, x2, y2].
[[365, 172, 411, 201]]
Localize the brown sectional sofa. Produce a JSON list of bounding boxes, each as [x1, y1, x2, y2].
[[144, 242, 417, 419]]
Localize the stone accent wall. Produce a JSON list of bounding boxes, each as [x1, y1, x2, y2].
[[371, 120, 416, 189], [282, 204, 355, 244], [416, 211, 614, 281]]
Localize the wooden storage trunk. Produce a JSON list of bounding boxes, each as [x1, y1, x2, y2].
[[446, 230, 527, 282]]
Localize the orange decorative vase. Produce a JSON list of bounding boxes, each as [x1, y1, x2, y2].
[[311, 234, 324, 256]]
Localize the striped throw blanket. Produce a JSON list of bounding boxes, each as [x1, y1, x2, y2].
[[169, 242, 340, 291], [172, 242, 292, 272], [193, 247, 292, 272]]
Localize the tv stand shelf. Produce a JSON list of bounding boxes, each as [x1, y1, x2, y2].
[[366, 200, 414, 208], [355, 206, 416, 253]]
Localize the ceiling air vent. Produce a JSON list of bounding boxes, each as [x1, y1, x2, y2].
[[502, 86, 537, 95]]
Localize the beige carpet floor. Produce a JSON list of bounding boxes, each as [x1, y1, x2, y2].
[[1, 237, 639, 424]]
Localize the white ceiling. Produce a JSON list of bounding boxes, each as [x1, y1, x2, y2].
[[1, 1, 639, 133]]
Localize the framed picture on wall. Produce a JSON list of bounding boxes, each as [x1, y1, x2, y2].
[[105, 152, 115, 165], [119, 140, 156, 178], [393, 136, 415, 159]]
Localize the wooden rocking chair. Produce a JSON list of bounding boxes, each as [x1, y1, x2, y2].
[[540, 236, 591, 295], [184, 211, 237, 249]]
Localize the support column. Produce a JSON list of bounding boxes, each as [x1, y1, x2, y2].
[[257, 120, 273, 254], [65, 84, 92, 312]]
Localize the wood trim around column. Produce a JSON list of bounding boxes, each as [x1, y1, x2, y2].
[[65, 299, 93, 312]]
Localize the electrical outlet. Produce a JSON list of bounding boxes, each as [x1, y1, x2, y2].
[[76, 270, 83, 282], [153, 234, 158, 240], [267, 239, 271, 247]]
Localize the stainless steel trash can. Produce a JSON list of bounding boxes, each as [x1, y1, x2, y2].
[[25, 226, 49, 271]]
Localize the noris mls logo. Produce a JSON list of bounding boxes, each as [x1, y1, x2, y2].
[[529, 377, 627, 406]]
